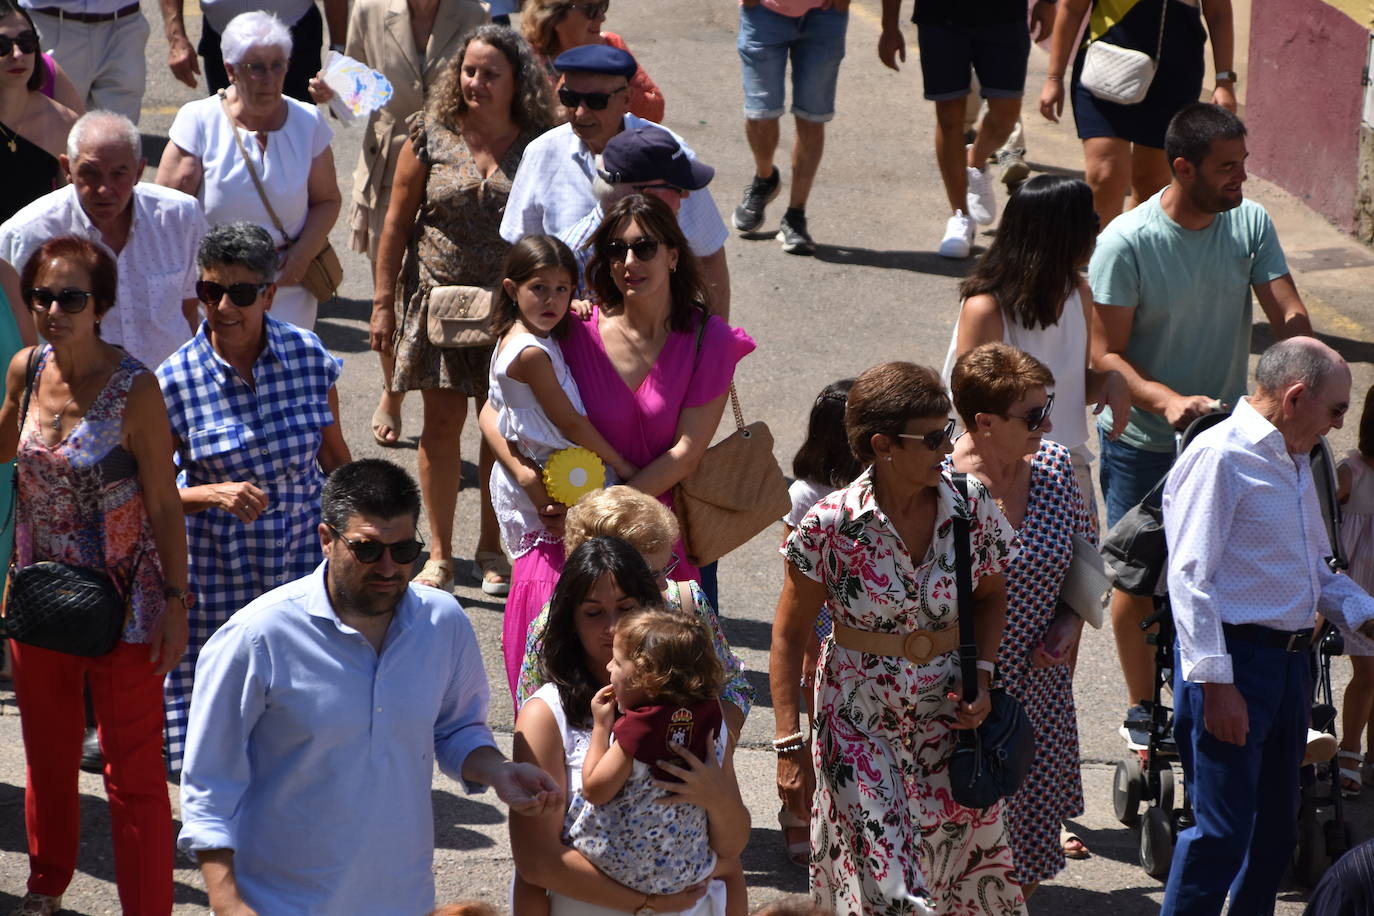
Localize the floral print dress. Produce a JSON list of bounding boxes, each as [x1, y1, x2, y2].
[[784, 469, 1025, 916]]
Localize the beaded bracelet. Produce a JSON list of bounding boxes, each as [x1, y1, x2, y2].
[[774, 740, 807, 754], [772, 731, 806, 749]]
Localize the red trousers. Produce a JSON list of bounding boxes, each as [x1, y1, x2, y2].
[[9, 639, 173, 913]]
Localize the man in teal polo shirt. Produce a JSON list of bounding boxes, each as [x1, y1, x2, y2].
[[1089, 102, 1313, 740]]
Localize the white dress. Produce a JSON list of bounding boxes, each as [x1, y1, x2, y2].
[[524, 683, 727, 916], [167, 93, 334, 330], [1339, 450, 1374, 656], [488, 333, 613, 558]]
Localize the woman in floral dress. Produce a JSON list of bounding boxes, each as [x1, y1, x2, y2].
[[369, 24, 554, 593], [948, 343, 1095, 894], [770, 361, 1026, 915]]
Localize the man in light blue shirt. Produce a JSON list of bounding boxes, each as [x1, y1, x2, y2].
[[1089, 103, 1314, 742], [178, 459, 560, 916]]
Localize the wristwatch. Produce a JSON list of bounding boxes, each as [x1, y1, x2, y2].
[[634, 894, 656, 916], [164, 586, 196, 609], [1215, 70, 1238, 83]]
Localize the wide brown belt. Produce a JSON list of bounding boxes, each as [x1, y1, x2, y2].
[[831, 620, 959, 665]]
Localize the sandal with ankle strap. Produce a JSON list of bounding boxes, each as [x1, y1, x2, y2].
[[413, 558, 453, 592]]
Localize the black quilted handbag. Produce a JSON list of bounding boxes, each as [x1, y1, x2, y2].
[[0, 349, 136, 657], [946, 473, 1035, 811]]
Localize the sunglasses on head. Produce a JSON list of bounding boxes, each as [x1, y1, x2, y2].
[[558, 84, 628, 111], [896, 418, 957, 451], [328, 525, 426, 565], [0, 31, 39, 57], [648, 552, 680, 582], [1003, 392, 1055, 432], [25, 287, 92, 314], [562, 0, 609, 17], [196, 280, 269, 307], [605, 238, 660, 262]]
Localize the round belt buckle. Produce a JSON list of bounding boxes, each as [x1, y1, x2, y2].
[[903, 630, 935, 664]]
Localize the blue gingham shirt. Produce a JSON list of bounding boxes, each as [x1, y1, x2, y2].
[[499, 115, 729, 258], [178, 563, 498, 915], [156, 316, 342, 772]]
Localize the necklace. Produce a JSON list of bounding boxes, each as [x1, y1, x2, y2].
[[0, 121, 16, 153], [47, 394, 76, 432]]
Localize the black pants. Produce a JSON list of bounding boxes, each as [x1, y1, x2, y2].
[[199, 3, 322, 103]]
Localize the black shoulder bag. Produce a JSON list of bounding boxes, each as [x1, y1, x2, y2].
[[0, 347, 142, 657], [946, 472, 1035, 810]]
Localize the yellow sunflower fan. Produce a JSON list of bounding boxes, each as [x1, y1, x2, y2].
[[542, 447, 605, 506]]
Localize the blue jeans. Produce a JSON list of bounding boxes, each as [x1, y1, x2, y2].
[[738, 4, 848, 122], [1099, 428, 1176, 529], [1162, 637, 1309, 915]]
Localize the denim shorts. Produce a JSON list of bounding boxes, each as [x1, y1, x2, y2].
[[915, 19, 1030, 101], [738, 4, 848, 122], [1099, 428, 1176, 529]]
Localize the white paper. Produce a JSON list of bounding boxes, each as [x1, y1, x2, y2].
[[320, 50, 394, 124]]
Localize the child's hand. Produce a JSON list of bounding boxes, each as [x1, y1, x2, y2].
[[570, 298, 594, 320], [590, 684, 617, 730]]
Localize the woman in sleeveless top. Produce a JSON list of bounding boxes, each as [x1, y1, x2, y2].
[[0, 237, 189, 916], [942, 175, 1129, 517], [0, 0, 78, 223]]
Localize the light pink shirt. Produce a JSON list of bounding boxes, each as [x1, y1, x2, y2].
[[750, 0, 824, 16]]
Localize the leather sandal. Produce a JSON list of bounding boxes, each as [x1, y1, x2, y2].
[[371, 404, 402, 447], [1061, 825, 1090, 860], [413, 558, 453, 592], [475, 550, 511, 597], [778, 807, 809, 867], [1339, 749, 1363, 797]]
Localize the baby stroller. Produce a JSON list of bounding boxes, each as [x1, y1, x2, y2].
[[1101, 414, 1354, 882]]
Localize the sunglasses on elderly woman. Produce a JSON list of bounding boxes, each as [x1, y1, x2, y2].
[[0, 31, 39, 56], [1002, 393, 1055, 432], [563, 0, 609, 18], [896, 418, 956, 451], [25, 287, 92, 314], [605, 238, 660, 262], [196, 281, 270, 307], [558, 84, 628, 111], [327, 525, 426, 565]]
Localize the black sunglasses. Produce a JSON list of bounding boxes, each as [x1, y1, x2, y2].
[[558, 84, 628, 111], [1003, 392, 1055, 432], [562, 0, 609, 17], [896, 418, 957, 451], [328, 525, 426, 565], [605, 238, 660, 262], [196, 280, 269, 307], [26, 287, 92, 314], [0, 31, 39, 57]]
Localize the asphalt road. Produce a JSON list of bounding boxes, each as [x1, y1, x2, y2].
[[7, 0, 1374, 912]]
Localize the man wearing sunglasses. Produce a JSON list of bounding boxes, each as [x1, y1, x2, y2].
[[0, 110, 207, 369], [500, 43, 731, 311], [178, 459, 561, 916]]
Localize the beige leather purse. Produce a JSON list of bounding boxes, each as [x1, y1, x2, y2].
[[425, 285, 496, 348]]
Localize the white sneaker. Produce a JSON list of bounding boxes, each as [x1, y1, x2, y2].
[[938, 210, 974, 259], [965, 146, 996, 225]]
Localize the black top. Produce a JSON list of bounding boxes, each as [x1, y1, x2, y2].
[[913, 0, 1035, 26], [0, 123, 59, 223]]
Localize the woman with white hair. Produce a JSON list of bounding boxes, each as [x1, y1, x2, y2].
[[156, 10, 340, 330]]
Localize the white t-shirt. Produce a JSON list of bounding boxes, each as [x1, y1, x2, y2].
[[168, 94, 333, 249], [785, 478, 831, 529]]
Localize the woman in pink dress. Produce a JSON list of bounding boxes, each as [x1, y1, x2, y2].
[[483, 193, 754, 693]]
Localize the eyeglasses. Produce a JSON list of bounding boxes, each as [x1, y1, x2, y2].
[[25, 287, 92, 314], [0, 31, 39, 57], [558, 84, 628, 111], [632, 182, 685, 195], [562, 0, 609, 18], [896, 418, 956, 451], [1002, 393, 1055, 432], [328, 525, 426, 565], [648, 552, 680, 582], [605, 238, 660, 262], [196, 280, 269, 307], [237, 59, 287, 80]]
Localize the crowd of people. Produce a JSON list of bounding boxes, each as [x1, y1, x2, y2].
[[0, 0, 1372, 915]]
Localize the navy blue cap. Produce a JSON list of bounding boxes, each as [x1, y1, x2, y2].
[[551, 43, 637, 79], [598, 126, 714, 191]]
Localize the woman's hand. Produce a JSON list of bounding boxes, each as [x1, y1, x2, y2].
[[1094, 368, 1132, 440], [149, 598, 190, 677], [653, 735, 732, 808], [277, 245, 311, 288], [214, 482, 269, 523], [370, 303, 396, 354], [1039, 78, 1065, 123], [590, 685, 618, 731], [949, 679, 992, 730], [308, 74, 335, 105], [775, 744, 815, 823], [1211, 83, 1238, 113], [1030, 610, 1084, 668], [651, 881, 711, 913], [610, 460, 638, 483]]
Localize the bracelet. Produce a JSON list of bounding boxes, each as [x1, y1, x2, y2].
[[772, 731, 806, 749], [1046, 74, 1064, 81], [774, 740, 807, 754], [975, 660, 996, 675]]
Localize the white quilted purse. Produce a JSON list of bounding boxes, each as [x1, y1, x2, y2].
[[1080, 0, 1167, 106]]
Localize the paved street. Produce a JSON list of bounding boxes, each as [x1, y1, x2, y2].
[[6, 0, 1374, 911]]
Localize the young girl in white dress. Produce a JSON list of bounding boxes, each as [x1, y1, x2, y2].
[[566, 607, 731, 913], [1337, 384, 1374, 795], [489, 235, 639, 696]]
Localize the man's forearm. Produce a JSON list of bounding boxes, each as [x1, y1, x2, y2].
[[159, 0, 187, 38], [198, 848, 249, 910], [460, 744, 510, 787]]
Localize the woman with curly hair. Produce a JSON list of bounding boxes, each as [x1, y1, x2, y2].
[[521, 0, 663, 121], [370, 24, 554, 594]]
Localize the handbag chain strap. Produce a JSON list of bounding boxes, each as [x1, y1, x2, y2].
[[219, 89, 295, 245], [692, 306, 745, 431], [951, 472, 980, 705], [1, 346, 41, 541], [1153, 0, 1168, 63]]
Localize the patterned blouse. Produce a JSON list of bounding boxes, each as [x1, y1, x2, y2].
[[15, 347, 166, 642]]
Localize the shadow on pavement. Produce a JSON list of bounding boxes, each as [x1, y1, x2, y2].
[[741, 825, 808, 897], [433, 788, 502, 852], [315, 296, 372, 354], [1251, 321, 1374, 366], [811, 244, 981, 278]]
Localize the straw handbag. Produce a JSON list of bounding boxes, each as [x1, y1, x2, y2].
[[674, 383, 790, 567]]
